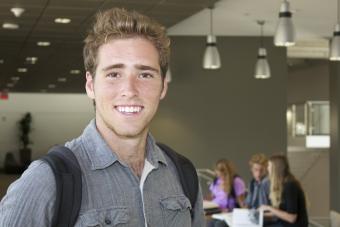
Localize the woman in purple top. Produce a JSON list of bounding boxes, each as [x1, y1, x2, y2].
[[207, 159, 246, 227], [209, 159, 246, 211]]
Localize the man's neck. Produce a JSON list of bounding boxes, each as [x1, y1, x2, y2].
[[95, 119, 148, 178]]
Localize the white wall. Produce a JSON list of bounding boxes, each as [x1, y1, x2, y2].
[[0, 93, 94, 167]]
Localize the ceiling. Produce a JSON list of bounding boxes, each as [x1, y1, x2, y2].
[[169, 0, 337, 39], [0, 0, 336, 93], [0, 0, 215, 93], [168, 0, 337, 60]]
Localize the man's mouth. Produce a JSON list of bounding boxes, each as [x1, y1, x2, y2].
[[114, 105, 144, 114]]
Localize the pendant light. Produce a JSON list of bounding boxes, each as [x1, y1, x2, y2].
[[203, 7, 221, 69], [330, 0, 340, 61], [255, 20, 271, 79], [274, 0, 296, 47]]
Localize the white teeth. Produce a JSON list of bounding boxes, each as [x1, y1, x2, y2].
[[116, 106, 142, 113]]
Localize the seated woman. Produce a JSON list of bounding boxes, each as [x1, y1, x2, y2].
[[207, 159, 246, 227], [245, 153, 270, 209], [260, 154, 308, 227]]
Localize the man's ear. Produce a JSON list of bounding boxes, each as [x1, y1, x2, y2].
[[160, 77, 168, 100], [85, 72, 95, 99]]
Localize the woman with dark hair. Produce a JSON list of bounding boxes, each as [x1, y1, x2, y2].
[[260, 154, 308, 227]]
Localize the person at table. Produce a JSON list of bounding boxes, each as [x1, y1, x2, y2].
[[207, 159, 246, 227], [245, 153, 270, 209], [259, 154, 308, 227], [209, 159, 246, 211]]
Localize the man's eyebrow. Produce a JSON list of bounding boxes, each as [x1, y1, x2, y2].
[[101, 64, 160, 74], [135, 64, 160, 73], [102, 64, 125, 72]]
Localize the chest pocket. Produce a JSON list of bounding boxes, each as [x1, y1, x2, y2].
[[79, 206, 129, 227], [160, 195, 192, 227]]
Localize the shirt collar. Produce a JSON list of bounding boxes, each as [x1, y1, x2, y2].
[[145, 133, 168, 167], [81, 119, 168, 170], [254, 176, 269, 185]]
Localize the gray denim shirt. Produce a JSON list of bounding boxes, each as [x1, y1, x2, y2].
[[0, 119, 205, 227], [245, 176, 270, 209]]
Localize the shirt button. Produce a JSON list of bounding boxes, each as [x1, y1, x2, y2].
[[105, 218, 112, 225]]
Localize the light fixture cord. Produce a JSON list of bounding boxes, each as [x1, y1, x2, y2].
[[336, 0, 340, 24], [260, 23, 264, 47], [210, 8, 213, 35]]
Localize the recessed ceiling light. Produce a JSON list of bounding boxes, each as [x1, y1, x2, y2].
[[70, 69, 81, 74], [57, 77, 67, 82], [11, 76, 20, 81], [54, 18, 71, 24], [48, 84, 56, 89], [6, 83, 14, 88], [0, 59, 4, 64], [10, 7, 25, 17], [37, 41, 51, 46], [26, 57, 38, 64], [2, 23, 19, 29], [17, 68, 27, 73]]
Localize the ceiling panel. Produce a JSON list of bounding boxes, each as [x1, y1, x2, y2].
[[0, 0, 216, 93]]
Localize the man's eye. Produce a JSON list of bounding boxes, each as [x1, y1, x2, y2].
[[139, 73, 154, 79], [107, 72, 119, 78]]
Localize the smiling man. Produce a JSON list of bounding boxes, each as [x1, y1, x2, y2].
[[0, 8, 204, 227]]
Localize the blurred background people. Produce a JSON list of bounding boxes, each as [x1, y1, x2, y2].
[[245, 153, 270, 209], [260, 154, 308, 227], [207, 159, 246, 227]]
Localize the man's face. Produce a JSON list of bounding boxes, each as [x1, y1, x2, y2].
[[85, 37, 167, 138], [251, 163, 266, 182]]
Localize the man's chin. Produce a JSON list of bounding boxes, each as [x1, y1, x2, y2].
[[111, 127, 147, 139]]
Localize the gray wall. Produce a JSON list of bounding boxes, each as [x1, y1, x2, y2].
[[330, 62, 340, 212], [288, 60, 329, 104], [151, 36, 287, 184], [287, 60, 331, 216], [0, 36, 287, 194]]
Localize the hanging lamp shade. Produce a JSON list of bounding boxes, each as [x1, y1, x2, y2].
[[255, 48, 271, 79], [203, 35, 221, 69], [274, 0, 296, 47], [330, 24, 340, 61], [203, 7, 221, 69]]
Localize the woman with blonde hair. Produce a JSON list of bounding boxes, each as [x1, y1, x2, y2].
[[260, 154, 308, 227]]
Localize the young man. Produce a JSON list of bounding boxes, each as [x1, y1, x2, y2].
[[0, 8, 204, 226], [245, 153, 270, 209]]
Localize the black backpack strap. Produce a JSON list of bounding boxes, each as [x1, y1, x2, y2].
[[230, 175, 241, 208], [156, 143, 198, 219], [41, 145, 82, 227]]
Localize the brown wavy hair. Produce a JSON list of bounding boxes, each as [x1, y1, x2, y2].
[[249, 153, 268, 168], [215, 159, 236, 194], [83, 8, 170, 78]]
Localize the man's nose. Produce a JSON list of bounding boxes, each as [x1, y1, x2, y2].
[[121, 76, 138, 97]]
